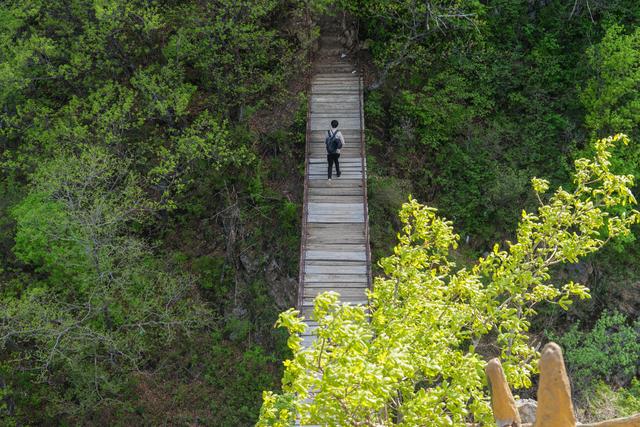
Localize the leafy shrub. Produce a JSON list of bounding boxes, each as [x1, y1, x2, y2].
[[366, 174, 412, 265], [577, 380, 640, 422], [552, 311, 640, 393]]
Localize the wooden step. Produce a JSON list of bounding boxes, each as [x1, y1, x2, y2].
[[305, 250, 366, 261], [304, 287, 367, 299], [299, 40, 369, 363], [308, 178, 362, 187], [304, 264, 367, 275], [302, 296, 368, 306], [304, 273, 369, 283]]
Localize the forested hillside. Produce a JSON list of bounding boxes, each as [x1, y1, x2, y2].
[[1, 1, 311, 425], [1, 0, 640, 426], [262, 0, 640, 425], [359, 0, 640, 421]]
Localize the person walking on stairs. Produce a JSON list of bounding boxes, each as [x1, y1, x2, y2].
[[326, 119, 344, 181]]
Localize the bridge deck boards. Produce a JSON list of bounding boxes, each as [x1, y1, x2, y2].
[[299, 41, 370, 320], [296, 27, 371, 427]]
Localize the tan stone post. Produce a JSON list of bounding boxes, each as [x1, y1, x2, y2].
[[533, 342, 576, 427], [485, 342, 639, 427], [486, 358, 521, 427]]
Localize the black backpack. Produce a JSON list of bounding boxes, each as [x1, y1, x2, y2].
[[325, 129, 342, 154]]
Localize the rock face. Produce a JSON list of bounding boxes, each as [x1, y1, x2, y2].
[[516, 399, 537, 424]]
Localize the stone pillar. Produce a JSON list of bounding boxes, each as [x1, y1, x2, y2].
[[533, 342, 576, 427], [486, 342, 639, 427], [486, 358, 521, 427]]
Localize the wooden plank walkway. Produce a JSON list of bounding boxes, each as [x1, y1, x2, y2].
[[297, 27, 372, 351]]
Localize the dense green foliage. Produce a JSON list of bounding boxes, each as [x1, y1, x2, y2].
[[352, 0, 640, 415], [578, 380, 640, 422], [0, 1, 313, 424], [2, 0, 640, 424], [551, 310, 640, 421], [355, 0, 640, 242], [262, 0, 640, 423], [353, 0, 640, 420], [552, 310, 640, 393], [258, 136, 639, 426]]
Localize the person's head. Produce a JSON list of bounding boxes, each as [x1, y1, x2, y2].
[[331, 120, 339, 128]]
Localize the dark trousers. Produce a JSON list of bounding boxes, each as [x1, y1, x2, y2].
[[327, 153, 340, 178]]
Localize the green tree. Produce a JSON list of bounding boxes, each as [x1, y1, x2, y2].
[[258, 135, 639, 426], [1, 146, 209, 421], [581, 24, 640, 140], [341, 0, 485, 88], [579, 24, 640, 212]]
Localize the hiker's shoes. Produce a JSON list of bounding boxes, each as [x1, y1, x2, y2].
[[337, 172, 341, 177]]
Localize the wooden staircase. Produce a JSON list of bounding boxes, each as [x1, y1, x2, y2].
[[298, 20, 371, 348]]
